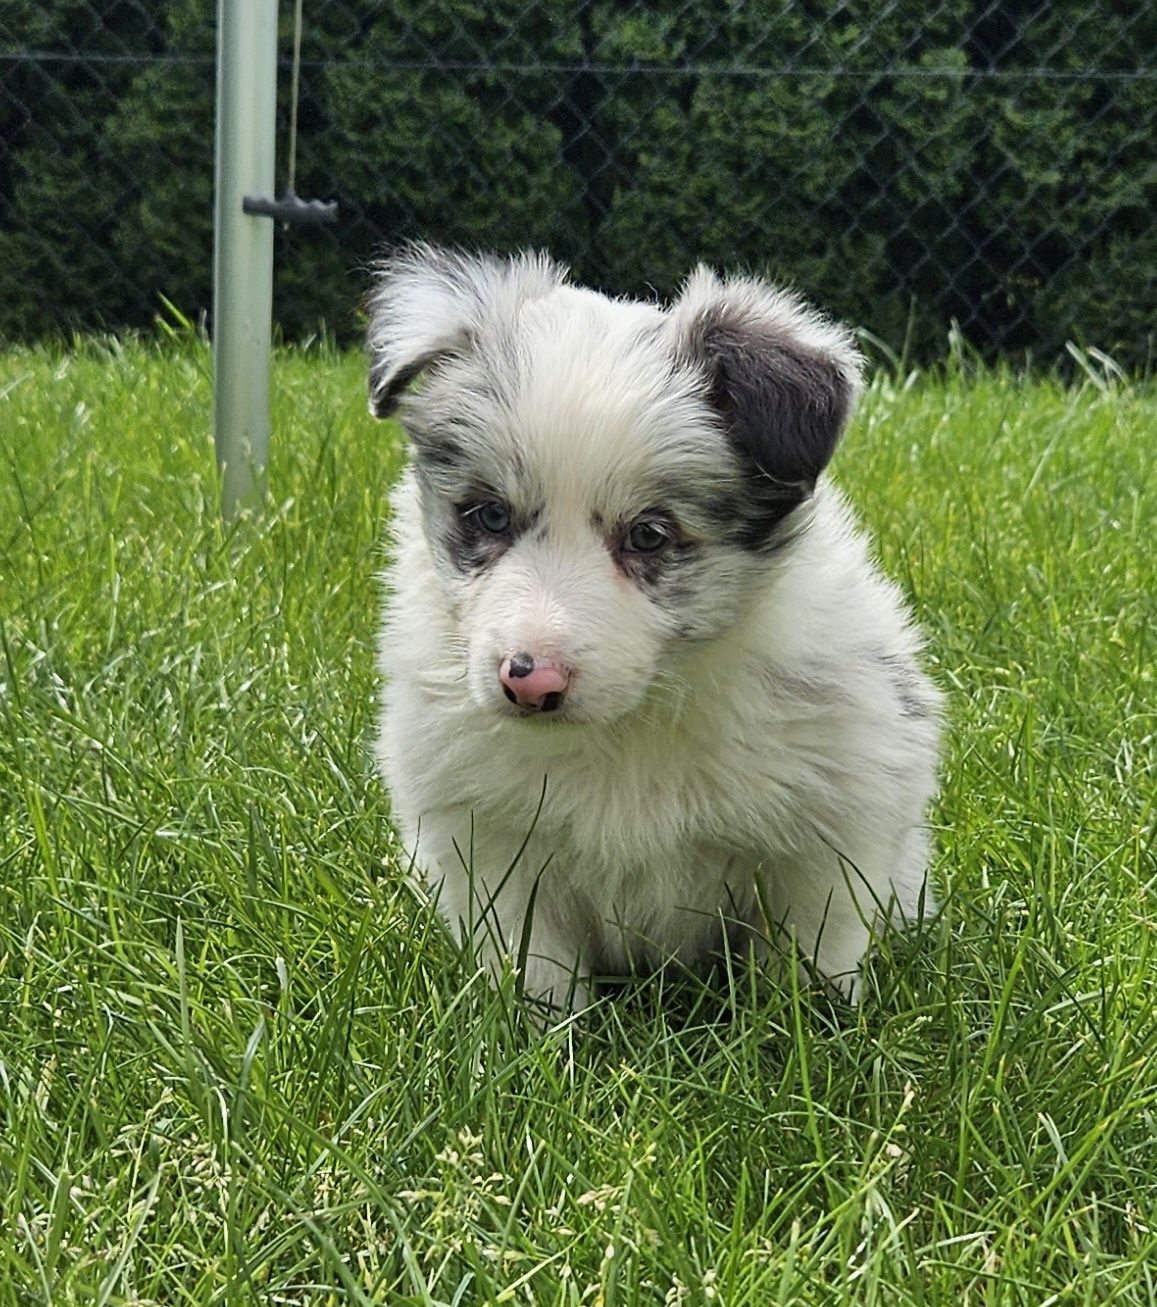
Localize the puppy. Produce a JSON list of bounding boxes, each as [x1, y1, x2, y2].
[[368, 245, 940, 1012]]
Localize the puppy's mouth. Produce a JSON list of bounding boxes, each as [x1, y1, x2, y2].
[[499, 691, 577, 722]]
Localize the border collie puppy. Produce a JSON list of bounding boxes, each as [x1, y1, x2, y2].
[[368, 245, 940, 1012]]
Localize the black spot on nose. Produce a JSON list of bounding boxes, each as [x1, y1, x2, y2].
[[539, 691, 564, 713], [508, 652, 534, 678]]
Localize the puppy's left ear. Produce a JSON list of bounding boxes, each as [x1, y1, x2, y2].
[[669, 268, 863, 492]]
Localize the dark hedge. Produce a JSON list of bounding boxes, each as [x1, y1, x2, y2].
[[0, 0, 1152, 366]]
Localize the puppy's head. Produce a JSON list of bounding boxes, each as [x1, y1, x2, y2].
[[368, 244, 862, 724]]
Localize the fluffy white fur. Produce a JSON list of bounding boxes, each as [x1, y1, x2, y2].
[[369, 245, 941, 1012]]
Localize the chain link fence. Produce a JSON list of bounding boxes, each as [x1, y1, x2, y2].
[[1, 0, 1154, 366]]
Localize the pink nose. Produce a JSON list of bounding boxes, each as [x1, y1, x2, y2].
[[499, 652, 571, 712]]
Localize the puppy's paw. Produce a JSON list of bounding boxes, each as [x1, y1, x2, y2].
[[517, 954, 591, 1022]]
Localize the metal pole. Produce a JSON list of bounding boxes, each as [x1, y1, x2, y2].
[[212, 0, 278, 518]]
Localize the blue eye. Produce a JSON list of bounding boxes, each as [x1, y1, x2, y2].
[[625, 520, 670, 553], [473, 501, 511, 534]]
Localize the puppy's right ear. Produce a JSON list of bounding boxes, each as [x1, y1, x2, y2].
[[367, 243, 565, 418]]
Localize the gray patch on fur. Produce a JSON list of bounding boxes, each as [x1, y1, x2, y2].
[[876, 652, 937, 721]]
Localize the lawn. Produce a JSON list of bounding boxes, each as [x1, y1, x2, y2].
[[1, 336, 1154, 1305]]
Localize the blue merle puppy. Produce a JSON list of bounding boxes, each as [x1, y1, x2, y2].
[[368, 244, 941, 1013]]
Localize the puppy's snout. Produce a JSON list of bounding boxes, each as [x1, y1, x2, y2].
[[499, 652, 571, 712]]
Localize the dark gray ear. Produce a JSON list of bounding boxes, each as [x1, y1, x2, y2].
[[366, 243, 566, 418], [669, 267, 863, 506]]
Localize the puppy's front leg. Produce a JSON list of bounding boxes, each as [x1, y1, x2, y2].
[[757, 850, 878, 1002], [415, 814, 592, 1015], [459, 884, 591, 1016]]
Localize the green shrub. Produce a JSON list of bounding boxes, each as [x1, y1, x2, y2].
[[0, 0, 1151, 366]]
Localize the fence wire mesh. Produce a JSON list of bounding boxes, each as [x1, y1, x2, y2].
[[0, 0, 1153, 365]]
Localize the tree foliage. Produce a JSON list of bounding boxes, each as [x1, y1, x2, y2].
[[0, 0, 1151, 364]]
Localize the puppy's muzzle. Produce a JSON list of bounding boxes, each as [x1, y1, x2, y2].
[[499, 652, 571, 713]]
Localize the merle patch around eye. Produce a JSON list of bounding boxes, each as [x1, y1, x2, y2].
[[624, 519, 672, 554], [462, 500, 513, 535], [612, 515, 699, 587], [441, 502, 511, 574]]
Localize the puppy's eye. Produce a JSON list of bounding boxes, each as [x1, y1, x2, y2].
[[624, 520, 670, 554], [467, 501, 512, 534]]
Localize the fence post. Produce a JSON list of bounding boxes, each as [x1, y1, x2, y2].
[[212, 0, 278, 518]]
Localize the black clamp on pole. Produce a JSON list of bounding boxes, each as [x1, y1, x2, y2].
[[243, 191, 339, 225]]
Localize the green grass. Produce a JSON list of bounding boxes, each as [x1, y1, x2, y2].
[[1, 336, 1155, 1305]]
